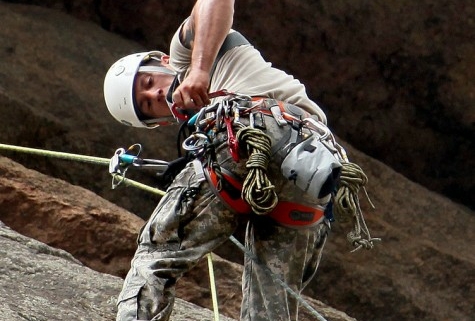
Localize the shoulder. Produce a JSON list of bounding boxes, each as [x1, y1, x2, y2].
[[179, 17, 194, 49]]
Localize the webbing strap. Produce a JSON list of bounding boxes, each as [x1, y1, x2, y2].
[[211, 31, 250, 76], [268, 201, 325, 228], [138, 65, 176, 76]]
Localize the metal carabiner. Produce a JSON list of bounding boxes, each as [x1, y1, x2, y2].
[[170, 103, 191, 121], [182, 132, 210, 156], [302, 118, 331, 140], [223, 110, 240, 162], [215, 103, 224, 131], [109, 148, 129, 189]]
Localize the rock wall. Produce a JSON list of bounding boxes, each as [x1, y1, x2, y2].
[[0, 220, 237, 321]]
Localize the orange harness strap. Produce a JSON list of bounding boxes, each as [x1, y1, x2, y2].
[[204, 166, 251, 215], [268, 201, 325, 228]]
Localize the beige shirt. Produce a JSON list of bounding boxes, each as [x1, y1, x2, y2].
[[169, 25, 327, 124]]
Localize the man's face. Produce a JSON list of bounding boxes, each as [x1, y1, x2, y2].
[[133, 72, 175, 119]]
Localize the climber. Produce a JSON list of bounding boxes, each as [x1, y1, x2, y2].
[[103, 0, 353, 320]]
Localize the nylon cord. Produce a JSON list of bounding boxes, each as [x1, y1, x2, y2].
[[0, 143, 166, 196], [0, 143, 110, 165], [334, 161, 380, 251]]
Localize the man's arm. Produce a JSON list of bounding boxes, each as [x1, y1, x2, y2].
[[172, 0, 234, 109]]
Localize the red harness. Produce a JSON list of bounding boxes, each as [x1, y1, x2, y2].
[[204, 166, 325, 228]]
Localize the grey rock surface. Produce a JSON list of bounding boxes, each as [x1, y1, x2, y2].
[[0, 221, 236, 321]]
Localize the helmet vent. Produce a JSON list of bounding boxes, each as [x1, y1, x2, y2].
[[114, 65, 125, 76]]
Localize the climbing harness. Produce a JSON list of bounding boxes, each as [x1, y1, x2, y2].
[[204, 165, 251, 214], [178, 92, 379, 249]]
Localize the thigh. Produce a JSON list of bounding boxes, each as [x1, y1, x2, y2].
[[241, 217, 330, 321], [250, 217, 330, 287]]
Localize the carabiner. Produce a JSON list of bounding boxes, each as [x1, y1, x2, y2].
[[224, 113, 240, 162], [208, 89, 233, 99], [182, 132, 210, 156], [170, 103, 191, 121]]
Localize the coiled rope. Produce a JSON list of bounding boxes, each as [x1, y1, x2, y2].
[[334, 161, 380, 251], [236, 127, 279, 215]]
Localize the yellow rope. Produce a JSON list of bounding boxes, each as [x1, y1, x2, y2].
[[236, 127, 278, 215], [0, 143, 166, 196], [0, 143, 109, 165], [334, 162, 380, 251], [110, 174, 165, 196], [207, 253, 220, 321]]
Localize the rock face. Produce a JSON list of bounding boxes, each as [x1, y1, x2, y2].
[[0, 1, 176, 219], [0, 220, 237, 321], [0, 2, 475, 321], [0, 156, 144, 278]]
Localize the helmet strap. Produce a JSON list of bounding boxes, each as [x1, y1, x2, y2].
[[166, 76, 180, 119], [166, 75, 180, 107], [138, 65, 176, 76], [142, 116, 178, 128]]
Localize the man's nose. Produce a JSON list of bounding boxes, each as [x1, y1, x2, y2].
[[144, 88, 163, 100]]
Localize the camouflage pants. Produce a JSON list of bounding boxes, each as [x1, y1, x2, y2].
[[116, 162, 330, 321]]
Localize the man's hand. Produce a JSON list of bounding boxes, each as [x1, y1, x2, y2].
[[172, 69, 211, 109]]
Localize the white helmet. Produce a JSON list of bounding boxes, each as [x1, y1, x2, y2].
[[103, 51, 177, 128]]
